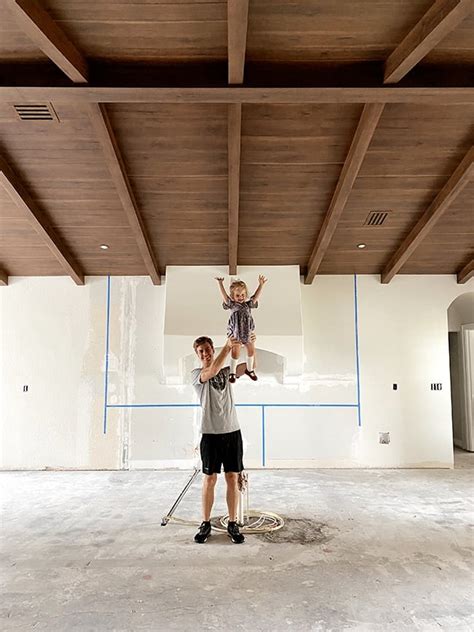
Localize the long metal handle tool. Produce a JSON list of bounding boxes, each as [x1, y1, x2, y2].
[[161, 466, 201, 526]]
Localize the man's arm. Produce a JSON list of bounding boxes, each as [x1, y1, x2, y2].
[[199, 337, 234, 383]]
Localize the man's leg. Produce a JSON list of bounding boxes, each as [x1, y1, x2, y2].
[[202, 473, 217, 521], [224, 472, 239, 521], [194, 473, 217, 543], [225, 472, 245, 543]]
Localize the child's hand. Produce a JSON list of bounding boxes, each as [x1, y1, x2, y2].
[[258, 275, 267, 285], [215, 277, 224, 282]]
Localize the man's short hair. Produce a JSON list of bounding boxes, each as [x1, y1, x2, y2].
[[193, 336, 214, 352]]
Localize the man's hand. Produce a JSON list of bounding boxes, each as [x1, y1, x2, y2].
[[227, 336, 240, 350]]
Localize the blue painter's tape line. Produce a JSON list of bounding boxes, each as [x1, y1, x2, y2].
[[106, 402, 358, 409], [353, 274, 362, 427], [247, 403, 358, 408], [103, 275, 111, 434], [107, 403, 200, 408], [261, 406, 266, 467]]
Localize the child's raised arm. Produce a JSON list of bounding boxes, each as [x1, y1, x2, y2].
[[215, 277, 231, 303], [252, 275, 267, 302]]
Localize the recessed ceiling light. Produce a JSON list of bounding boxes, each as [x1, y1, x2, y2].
[[100, 244, 109, 250], [357, 243, 366, 249]]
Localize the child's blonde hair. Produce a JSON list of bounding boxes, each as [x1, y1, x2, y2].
[[229, 279, 248, 298]]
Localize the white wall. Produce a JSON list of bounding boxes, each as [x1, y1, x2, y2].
[[448, 292, 474, 331], [1, 271, 473, 470]]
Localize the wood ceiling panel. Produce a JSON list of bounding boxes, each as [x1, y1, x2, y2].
[[139, 194, 226, 216], [320, 103, 474, 274], [402, 183, 474, 273], [105, 103, 228, 268], [401, 251, 472, 274], [155, 247, 227, 267], [239, 103, 362, 267], [40, 0, 227, 61], [247, 0, 433, 62], [239, 245, 313, 265], [0, 216, 66, 275], [130, 176, 226, 196], [142, 210, 225, 231], [0, 103, 149, 275], [242, 104, 362, 136], [240, 164, 344, 191]]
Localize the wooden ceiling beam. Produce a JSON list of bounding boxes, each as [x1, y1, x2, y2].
[[382, 146, 474, 284], [0, 269, 8, 286], [228, 104, 242, 275], [0, 87, 472, 105], [384, 0, 473, 84], [87, 103, 161, 285], [228, 0, 249, 84], [0, 156, 84, 285], [7, 0, 88, 83], [304, 103, 385, 285], [457, 258, 474, 284]]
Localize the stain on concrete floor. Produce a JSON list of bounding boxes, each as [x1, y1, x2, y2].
[[257, 517, 334, 545]]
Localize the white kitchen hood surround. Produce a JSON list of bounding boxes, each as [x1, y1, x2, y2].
[[163, 266, 304, 383]]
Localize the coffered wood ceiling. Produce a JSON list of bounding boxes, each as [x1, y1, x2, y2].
[[0, 0, 473, 286]]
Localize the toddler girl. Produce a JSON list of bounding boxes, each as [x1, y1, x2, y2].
[[215, 275, 267, 383]]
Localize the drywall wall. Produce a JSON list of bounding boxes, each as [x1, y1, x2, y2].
[[1, 270, 472, 469]]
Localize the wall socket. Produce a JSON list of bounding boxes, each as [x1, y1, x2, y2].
[[431, 383, 442, 391], [23, 385, 28, 392], [379, 432, 390, 444]]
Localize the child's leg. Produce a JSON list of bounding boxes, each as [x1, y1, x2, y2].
[[245, 341, 255, 372], [230, 343, 240, 375]]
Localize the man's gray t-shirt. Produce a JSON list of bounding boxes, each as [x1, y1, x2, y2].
[[191, 366, 240, 434]]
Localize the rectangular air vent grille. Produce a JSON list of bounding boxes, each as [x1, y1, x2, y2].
[[365, 211, 389, 226], [14, 103, 58, 121]]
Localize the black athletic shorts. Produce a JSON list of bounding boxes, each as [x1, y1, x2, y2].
[[200, 430, 244, 475]]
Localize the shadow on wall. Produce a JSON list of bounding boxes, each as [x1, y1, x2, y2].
[[448, 291, 474, 452], [181, 348, 285, 383]]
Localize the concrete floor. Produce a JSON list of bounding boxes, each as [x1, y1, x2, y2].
[[1, 453, 473, 631]]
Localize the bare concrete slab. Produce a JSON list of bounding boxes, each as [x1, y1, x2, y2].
[[1, 456, 473, 631]]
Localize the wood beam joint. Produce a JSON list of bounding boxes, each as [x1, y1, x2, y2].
[[457, 258, 474, 283], [228, 0, 249, 84], [384, 0, 473, 83], [8, 0, 88, 83]]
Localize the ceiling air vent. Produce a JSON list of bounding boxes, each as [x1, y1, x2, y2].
[[13, 103, 58, 122], [364, 211, 389, 226]]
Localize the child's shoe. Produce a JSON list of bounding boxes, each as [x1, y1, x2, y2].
[[245, 369, 258, 381]]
